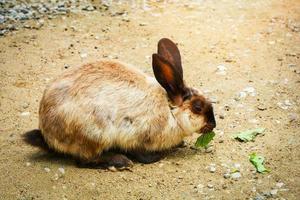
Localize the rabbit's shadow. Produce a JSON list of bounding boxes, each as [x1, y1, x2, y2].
[[24, 129, 200, 167]]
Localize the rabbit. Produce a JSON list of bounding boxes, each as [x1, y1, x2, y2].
[[25, 38, 216, 169]]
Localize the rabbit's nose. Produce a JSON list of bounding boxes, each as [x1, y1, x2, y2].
[[206, 106, 216, 129]]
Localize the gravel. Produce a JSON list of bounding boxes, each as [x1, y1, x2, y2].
[[0, 0, 101, 36]]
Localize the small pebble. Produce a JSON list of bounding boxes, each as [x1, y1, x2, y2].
[[288, 64, 296, 68], [20, 112, 30, 116], [231, 172, 241, 180], [205, 146, 213, 153], [52, 173, 59, 181], [44, 167, 51, 173], [207, 184, 214, 189], [288, 113, 298, 122], [108, 166, 117, 172], [209, 166, 216, 173], [276, 182, 284, 188], [26, 162, 31, 166], [80, 52, 88, 58], [58, 167, 65, 174], [223, 173, 230, 179], [254, 194, 265, 200], [270, 189, 278, 196], [257, 104, 267, 111], [197, 183, 204, 189], [22, 102, 29, 109], [216, 65, 227, 75]]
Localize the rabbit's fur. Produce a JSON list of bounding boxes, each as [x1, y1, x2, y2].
[[37, 38, 216, 167]]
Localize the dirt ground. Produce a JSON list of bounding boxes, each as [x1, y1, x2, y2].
[[0, 0, 299, 199]]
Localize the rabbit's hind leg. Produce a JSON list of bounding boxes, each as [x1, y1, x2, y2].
[[127, 150, 163, 164], [76, 152, 133, 169]]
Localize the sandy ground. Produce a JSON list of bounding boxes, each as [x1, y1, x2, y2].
[[0, 0, 299, 199]]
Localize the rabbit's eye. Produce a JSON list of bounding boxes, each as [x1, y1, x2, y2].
[[192, 100, 202, 113]]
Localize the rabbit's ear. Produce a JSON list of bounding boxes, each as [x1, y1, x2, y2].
[[158, 38, 183, 78], [152, 53, 185, 106]]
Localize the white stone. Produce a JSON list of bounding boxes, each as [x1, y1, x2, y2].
[[44, 167, 51, 172], [20, 112, 30, 116], [209, 166, 216, 173], [80, 52, 88, 58], [270, 189, 278, 196], [58, 167, 65, 174], [276, 182, 284, 188], [216, 65, 227, 75], [231, 172, 241, 180]]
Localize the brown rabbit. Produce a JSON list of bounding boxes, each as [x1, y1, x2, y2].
[[25, 38, 216, 169]]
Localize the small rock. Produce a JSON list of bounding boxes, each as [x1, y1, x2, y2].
[[22, 102, 30, 109], [64, 64, 70, 69], [53, 173, 59, 181], [224, 173, 232, 179], [209, 166, 216, 173], [254, 194, 265, 200], [210, 96, 218, 103], [257, 104, 267, 111], [239, 91, 247, 98], [284, 100, 292, 106], [20, 112, 30, 117], [80, 52, 88, 58], [276, 182, 284, 188], [26, 162, 31, 166], [196, 183, 204, 189], [108, 166, 117, 172], [216, 65, 227, 75], [82, 5, 95, 11], [268, 41, 275, 45], [277, 102, 289, 110], [58, 167, 65, 174], [158, 163, 164, 168], [288, 113, 298, 122], [44, 167, 51, 173], [205, 146, 213, 153], [262, 191, 272, 198], [0, 15, 4, 24], [243, 86, 256, 96], [231, 172, 241, 180], [288, 64, 296, 68], [207, 184, 214, 189], [270, 189, 278, 196]]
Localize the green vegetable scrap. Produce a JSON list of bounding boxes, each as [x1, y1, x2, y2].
[[233, 128, 265, 142], [195, 131, 215, 148], [249, 153, 270, 173]]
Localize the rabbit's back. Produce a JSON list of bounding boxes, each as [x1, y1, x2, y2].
[[39, 61, 176, 160]]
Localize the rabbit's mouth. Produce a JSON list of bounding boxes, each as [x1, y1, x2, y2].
[[199, 123, 216, 134]]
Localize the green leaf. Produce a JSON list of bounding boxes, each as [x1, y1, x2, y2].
[[195, 131, 215, 148], [233, 128, 265, 142], [249, 153, 270, 173]]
